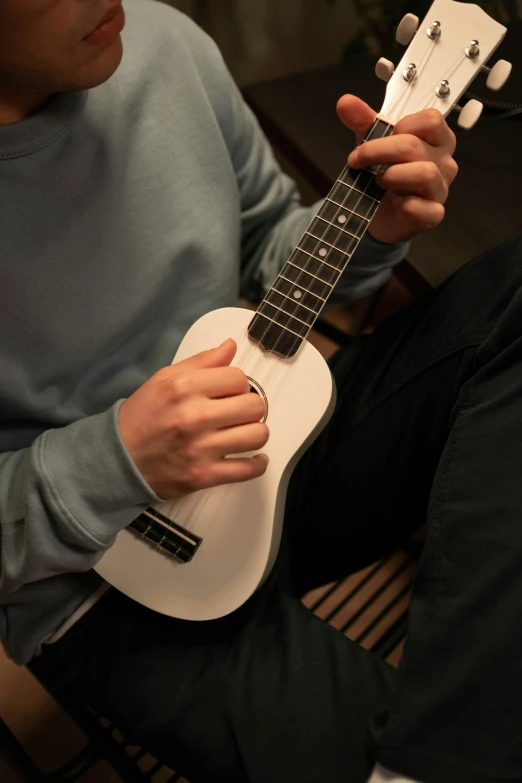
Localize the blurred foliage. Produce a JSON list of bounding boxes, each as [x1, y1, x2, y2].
[[327, 0, 520, 55]]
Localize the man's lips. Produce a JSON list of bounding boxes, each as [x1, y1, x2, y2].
[[83, 3, 125, 44]]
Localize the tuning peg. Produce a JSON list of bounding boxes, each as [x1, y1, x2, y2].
[[375, 58, 395, 82], [453, 98, 483, 130], [396, 13, 420, 45], [482, 59, 512, 91]]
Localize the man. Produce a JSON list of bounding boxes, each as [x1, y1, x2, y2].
[[1, 0, 521, 781]]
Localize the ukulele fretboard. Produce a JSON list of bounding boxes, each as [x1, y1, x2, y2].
[[248, 117, 394, 357]]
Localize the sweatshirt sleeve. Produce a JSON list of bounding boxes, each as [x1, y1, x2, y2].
[[169, 10, 409, 303], [209, 50, 409, 303], [0, 401, 162, 599]]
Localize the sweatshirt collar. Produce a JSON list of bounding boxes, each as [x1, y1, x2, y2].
[[0, 91, 87, 161]]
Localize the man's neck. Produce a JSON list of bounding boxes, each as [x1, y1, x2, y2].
[[0, 92, 53, 125]]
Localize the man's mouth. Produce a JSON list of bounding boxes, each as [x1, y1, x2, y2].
[[83, 3, 125, 45]]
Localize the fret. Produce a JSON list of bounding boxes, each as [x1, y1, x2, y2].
[[267, 286, 319, 315], [305, 232, 341, 252], [338, 167, 384, 201], [307, 217, 361, 253], [258, 302, 310, 336], [248, 314, 302, 358], [294, 244, 342, 273], [325, 197, 367, 221], [280, 264, 331, 300], [336, 179, 380, 204], [265, 290, 318, 323], [328, 181, 378, 219], [259, 300, 311, 328], [298, 233, 350, 271], [248, 116, 394, 358], [250, 311, 304, 340], [317, 203, 367, 237], [315, 215, 358, 240], [277, 274, 326, 304], [287, 252, 339, 285]]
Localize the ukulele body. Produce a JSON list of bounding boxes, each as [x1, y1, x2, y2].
[[95, 307, 336, 620]]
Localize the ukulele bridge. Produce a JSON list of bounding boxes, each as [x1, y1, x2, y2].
[[130, 507, 202, 564]]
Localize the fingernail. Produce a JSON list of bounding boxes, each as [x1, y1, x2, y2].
[[348, 149, 360, 168], [219, 338, 233, 348]]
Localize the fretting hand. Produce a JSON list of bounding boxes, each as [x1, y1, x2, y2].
[[337, 95, 458, 245]]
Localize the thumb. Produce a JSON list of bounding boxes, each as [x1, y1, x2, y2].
[[337, 94, 377, 143], [174, 337, 238, 372]]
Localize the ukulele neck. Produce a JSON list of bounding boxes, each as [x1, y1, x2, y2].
[[248, 117, 395, 358]]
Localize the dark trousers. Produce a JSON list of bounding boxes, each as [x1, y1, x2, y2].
[[33, 238, 522, 783]]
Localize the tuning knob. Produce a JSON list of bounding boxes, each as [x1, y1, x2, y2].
[[482, 59, 512, 91], [375, 58, 395, 82], [396, 13, 420, 45], [454, 98, 483, 130]]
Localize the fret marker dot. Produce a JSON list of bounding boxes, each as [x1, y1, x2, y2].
[[337, 214, 347, 224], [293, 290, 302, 299], [319, 248, 327, 257]]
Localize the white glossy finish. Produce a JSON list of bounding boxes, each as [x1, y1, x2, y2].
[[95, 307, 336, 620], [486, 59, 512, 90], [376, 57, 395, 82], [457, 97, 483, 129], [396, 13, 420, 45], [381, 0, 506, 122]]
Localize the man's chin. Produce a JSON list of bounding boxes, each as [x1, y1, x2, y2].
[[74, 37, 124, 90]]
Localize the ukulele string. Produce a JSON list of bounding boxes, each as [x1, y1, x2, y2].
[[280, 123, 392, 358], [220, 119, 383, 377], [156, 123, 390, 532], [418, 51, 467, 113], [277, 37, 459, 358], [234, 29, 452, 366], [153, 42, 468, 537], [227, 148, 384, 402], [169, 161, 383, 537], [384, 38, 437, 122], [261, 127, 381, 359], [156, 112, 401, 534]]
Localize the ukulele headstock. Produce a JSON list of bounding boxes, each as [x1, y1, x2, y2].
[[375, 0, 511, 129]]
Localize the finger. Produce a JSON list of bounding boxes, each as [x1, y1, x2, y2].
[[336, 94, 377, 142], [378, 161, 449, 204], [204, 392, 266, 430], [394, 108, 456, 153], [200, 422, 270, 457], [171, 338, 237, 374], [204, 454, 269, 488], [170, 366, 249, 401], [395, 194, 446, 231], [349, 133, 434, 169]]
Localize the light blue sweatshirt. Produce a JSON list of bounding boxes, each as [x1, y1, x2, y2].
[[0, 0, 407, 665]]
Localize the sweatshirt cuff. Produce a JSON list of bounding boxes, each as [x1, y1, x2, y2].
[[38, 401, 163, 550]]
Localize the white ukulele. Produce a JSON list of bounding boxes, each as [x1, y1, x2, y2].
[[96, 0, 511, 619]]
